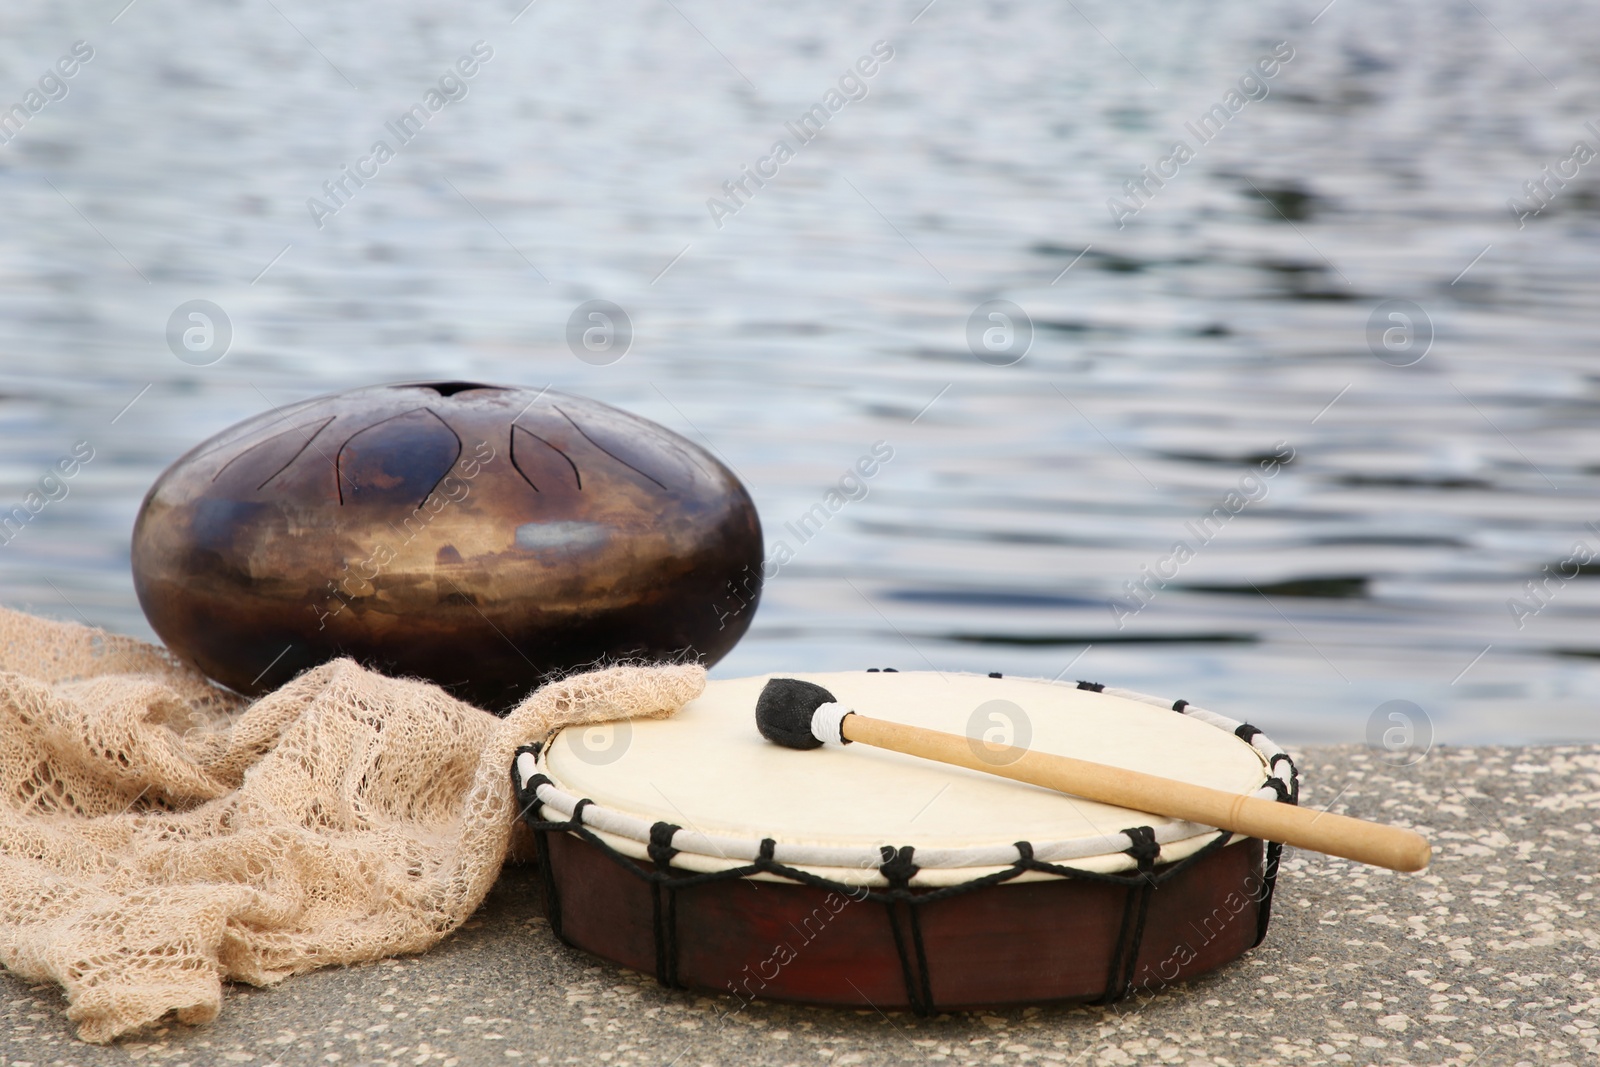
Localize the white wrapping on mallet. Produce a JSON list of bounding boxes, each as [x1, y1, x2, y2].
[[810, 701, 853, 747]]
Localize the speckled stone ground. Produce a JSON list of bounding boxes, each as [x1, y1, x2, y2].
[[3, 745, 1597, 1067]]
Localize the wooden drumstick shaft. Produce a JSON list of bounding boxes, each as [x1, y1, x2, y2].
[[841, 714, 1431, 872]]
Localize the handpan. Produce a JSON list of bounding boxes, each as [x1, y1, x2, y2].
[[132, 382, 763, 710], [514, 670, 1299, 1012]]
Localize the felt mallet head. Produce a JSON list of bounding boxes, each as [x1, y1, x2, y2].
[[755, 677, 844, 749]]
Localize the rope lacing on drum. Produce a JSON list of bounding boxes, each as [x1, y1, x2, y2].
[[1096, 826, 1161, 1004], [647, 822, 681, 870], [518, 768, 567, 939], [1257, 742, 1298, 948], [647, 822, 684, 989], [1216, 718, 1299, 947], [877, 845, 919, 886], [1261, 777, 1292, 802], [876, 845, 936, 1016], [518, 758, 1243, 1017]]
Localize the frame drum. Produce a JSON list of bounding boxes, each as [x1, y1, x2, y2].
[[515, 671, 1298, 1012]]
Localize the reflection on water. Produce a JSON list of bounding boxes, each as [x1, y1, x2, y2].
[[1, 1, 1598, 743]]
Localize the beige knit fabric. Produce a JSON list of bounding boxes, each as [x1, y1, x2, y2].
[[0, 606, 704, 1043]]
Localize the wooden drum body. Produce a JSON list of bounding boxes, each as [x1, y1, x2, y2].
[[515, 672, 1299, 1012]]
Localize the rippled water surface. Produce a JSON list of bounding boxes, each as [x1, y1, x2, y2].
[[2, 0, 1598, 744]]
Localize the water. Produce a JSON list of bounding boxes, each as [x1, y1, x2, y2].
[[2, 0, 1598, 745]]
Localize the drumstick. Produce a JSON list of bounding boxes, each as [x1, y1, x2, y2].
[[755, 678, 1431, 873]]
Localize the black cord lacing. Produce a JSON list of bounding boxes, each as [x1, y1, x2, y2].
[[877, 845, 935, 1015], [1095, 825, 1161, 1004], [648, 821, 683, 988]]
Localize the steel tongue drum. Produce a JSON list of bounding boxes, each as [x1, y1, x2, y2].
[[131, 381, 764, 711]]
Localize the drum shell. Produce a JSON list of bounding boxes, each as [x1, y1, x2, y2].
[[536, 829, 1268, 1010]]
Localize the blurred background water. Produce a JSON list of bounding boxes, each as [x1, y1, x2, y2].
[[1, 0, 1597, 744]]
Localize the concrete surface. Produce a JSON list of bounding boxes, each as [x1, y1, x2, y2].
[[3, 745, 1597, 1067]]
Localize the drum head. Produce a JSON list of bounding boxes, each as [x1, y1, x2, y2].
[[538, 671, 1272, 885]]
